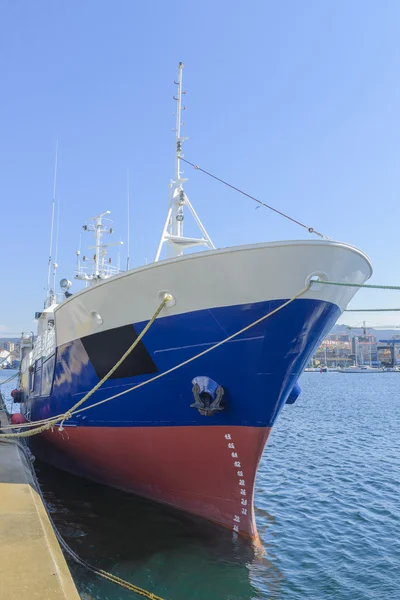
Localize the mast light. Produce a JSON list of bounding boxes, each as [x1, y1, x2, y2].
[[60, 278, 72, 290]]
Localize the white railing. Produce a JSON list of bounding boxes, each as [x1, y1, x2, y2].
[[44, 292, 66, 309], [32, 328, 56, 362], [75, 261, 122, 282]]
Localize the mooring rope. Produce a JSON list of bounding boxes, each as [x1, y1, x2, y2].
[[3, 278, 400, 435], [57, 293, 173, 431], [5, 277, 398, 437], [314, 280, 400, 291], [0, 284, 311, 436], [179, 157, 329, 239], [310, 279, 400, 312], [4, 438, 165, 600], [345, 308, 400, 312], [0, 294, 173, 437], [63, 284, 312, 419]]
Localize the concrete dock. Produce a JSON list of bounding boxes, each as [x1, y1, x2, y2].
[[0, 409, 80, 599]]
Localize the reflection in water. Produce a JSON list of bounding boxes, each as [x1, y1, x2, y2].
[[35, 461, 281, 600], [5, 371, 400, 599], [1, 369, 281, 599]]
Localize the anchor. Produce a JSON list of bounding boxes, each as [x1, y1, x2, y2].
[[191, 376, 225, 416]]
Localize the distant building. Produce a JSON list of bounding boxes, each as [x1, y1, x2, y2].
[[377, 336, 400, 367], [312, 333, 353, 367], [3, 341, 15, 352], [311, 330, 400, 368], [351, 334, 378, 365], [377, 346, 393, 367], [9, 350, 19, 366], [0, 350, 10, 366]]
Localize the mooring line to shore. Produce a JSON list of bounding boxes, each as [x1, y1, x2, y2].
[[3, 277, 400, 437], [344, 308, 400, 312], [0, 293, 173, 436], [310, 278, 400, 312], [313, 280, 400, 291], [0, 284, 312, 436], [0, 437, 165, 600]]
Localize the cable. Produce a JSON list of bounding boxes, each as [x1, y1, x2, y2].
[[10, 439, 165, 599], [0, 284, 310, 435], [179, 157, 328, 239]]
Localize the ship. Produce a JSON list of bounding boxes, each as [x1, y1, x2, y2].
[[338, 366, 384, 373], [17, 63, 372, 537]]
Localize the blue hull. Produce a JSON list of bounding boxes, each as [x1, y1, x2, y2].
[[24, 297, 339, 429]]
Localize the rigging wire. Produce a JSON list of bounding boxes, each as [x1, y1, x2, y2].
[[179, 157, 328, 239]]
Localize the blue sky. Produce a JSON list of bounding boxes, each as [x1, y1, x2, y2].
[[1, 0, 400, 335]]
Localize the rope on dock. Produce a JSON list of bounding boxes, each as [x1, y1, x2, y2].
[[179, 157, 329, 239], [0, 284, 312, 436], [56, 541, 165, 600], [10, 439, 165, 600]]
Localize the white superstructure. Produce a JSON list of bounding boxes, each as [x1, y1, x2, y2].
[[31, 63, 373, 358]]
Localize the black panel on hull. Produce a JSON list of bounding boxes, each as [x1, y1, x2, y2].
[[81, 324, 158, 379]]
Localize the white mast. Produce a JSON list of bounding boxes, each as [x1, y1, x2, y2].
[[155, 62, 215, 262], [355, 336, 359, 367], [94, 211, 108, 277], [52, 200, 60, 296], [46, 141, 58, 305], [126, 169, 131, 271], [75, 211, 123, 284]]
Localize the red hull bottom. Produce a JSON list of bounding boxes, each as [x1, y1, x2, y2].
[[36, 425, 272, 537]]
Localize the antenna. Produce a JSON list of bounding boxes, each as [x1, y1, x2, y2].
[[75, 211, 123, 283], [126, 169, 131, 270], [118, 238, 122, 272], [46, 141, 58, 303], [52, 198, 60, 295], [75, 234, 82, 276], [155, 63, 215, 262]]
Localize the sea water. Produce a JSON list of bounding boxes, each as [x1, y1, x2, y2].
[[2, 371, 399, 599]]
